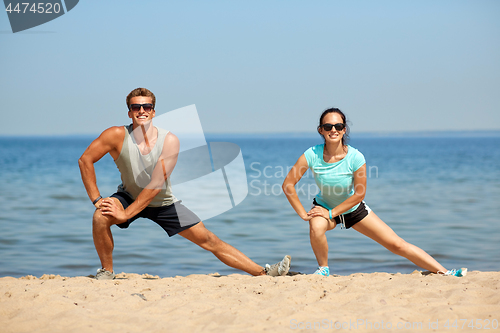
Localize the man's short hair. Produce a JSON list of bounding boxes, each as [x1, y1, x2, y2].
[[126, 88, 156, 109]]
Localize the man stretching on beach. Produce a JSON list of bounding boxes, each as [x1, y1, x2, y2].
[[79, 87, 291, 280]]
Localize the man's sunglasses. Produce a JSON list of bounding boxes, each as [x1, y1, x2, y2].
[[129, 103, 154, 112], [320, 123, 345, 131]]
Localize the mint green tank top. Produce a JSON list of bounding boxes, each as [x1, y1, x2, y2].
[[114, 124, 177, 207], [304, 144, 366, 214]]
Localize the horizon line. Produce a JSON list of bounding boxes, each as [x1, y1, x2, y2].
[[1, 129, 500, 139]]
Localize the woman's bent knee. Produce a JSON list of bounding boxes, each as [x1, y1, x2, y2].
[[309, 218, 334, 236]]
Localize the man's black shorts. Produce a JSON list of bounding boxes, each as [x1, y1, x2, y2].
[[110, 192, 201, 237]]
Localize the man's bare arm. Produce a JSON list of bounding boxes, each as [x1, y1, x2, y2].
[[78, 126, 125, 207]]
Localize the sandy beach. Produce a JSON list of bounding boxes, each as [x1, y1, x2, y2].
[[1, 271, 498, 333]]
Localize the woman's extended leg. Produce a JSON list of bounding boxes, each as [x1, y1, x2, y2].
[[352, 212, 446, 273], [309, 217, 336, 267]]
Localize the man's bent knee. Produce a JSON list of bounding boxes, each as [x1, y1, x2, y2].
[[93, 209, 120, 227], [93, 197, 124, 227]]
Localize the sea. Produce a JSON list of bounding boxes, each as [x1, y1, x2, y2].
[[0, 133, 499, 278]]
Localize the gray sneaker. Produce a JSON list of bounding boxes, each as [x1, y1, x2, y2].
[[265, 255, 291, 276], [95, 268, 115, 280]]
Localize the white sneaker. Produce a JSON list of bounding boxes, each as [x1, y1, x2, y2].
[[95, 268, 115, 280], [439, 268, 467, 277], [265, 255, 291, 276]]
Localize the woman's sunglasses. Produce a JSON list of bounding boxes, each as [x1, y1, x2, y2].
[[129, 103, 154, 112], [320, 123, 345, 131]]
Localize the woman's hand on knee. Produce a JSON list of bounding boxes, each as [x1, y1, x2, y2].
[[300, 213, 313, 222], [307, 206, 331, 221]]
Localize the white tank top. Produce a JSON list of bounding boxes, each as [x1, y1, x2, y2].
[[114, 124, 177, 207]]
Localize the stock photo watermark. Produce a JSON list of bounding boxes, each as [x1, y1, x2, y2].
[[248, 162, 379, 199], [127, 104, 249, 224], [289, 318, 498, 330], [3, 0, 79, 33]]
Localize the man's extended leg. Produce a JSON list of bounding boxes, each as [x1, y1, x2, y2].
[[179, 222, 287, 276]]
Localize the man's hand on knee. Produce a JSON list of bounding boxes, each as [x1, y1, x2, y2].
[[99, 197, 128, 224]]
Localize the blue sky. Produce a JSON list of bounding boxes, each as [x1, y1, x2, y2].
[[1, 0, 499, 136]]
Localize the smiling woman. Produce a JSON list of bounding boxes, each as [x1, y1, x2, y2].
[[282, 107, 467, 278]]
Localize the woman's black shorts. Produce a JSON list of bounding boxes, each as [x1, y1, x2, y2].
[[312, 198, 372, 229]]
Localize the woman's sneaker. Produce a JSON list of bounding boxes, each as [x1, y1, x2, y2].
[[265, 255, 291, 276], [313, 266, 330, 277], [95, 268, 115, 280], [439, 268, 467, 277]]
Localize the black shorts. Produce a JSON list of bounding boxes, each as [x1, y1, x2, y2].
[[111, 192, 201, 237], [312, 198, 372, 229]]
